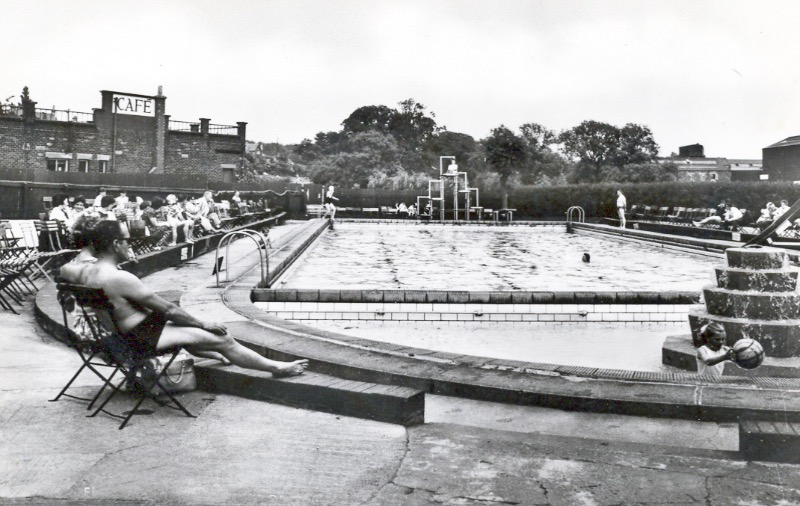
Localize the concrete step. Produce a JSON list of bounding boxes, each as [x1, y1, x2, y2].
[[195, 362, 425, 427], [740, 420, 800, 463]]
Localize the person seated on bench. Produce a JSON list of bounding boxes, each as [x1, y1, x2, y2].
[[195, 191, 222, 230], [774, 199, 791, 219], [755, 202, 778, 227], [49, 193, 75, 229], [164, 194, 194, 244], [59, 220, 308, 377], [693, 202, 743, 230]]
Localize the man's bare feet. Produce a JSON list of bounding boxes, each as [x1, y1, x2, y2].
[[271, 359, 309, 378]]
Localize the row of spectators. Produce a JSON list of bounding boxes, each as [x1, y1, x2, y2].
[[47, 190, 268, 250]]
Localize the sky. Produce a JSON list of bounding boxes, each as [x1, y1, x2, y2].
[[3, 0, 799, 159]]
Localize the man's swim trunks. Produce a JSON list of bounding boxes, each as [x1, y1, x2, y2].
[[118, 311, 169, 357]]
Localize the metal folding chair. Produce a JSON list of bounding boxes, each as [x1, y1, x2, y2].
[[49, 280, 121, 409], [52, 281, 195, 429]]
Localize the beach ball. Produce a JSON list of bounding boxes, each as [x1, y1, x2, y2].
[[732, 339, 765, 370]]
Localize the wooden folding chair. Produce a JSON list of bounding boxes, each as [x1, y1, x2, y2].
[[52, 281, 196, 429]]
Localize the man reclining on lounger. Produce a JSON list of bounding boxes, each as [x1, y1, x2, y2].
[[60, 219, 308, 378]]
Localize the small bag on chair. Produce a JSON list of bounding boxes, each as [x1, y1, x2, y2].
[[126, 352, 197, 395], [153, 352, 197, 394]]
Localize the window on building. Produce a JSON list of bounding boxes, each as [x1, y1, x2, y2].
[[98, 160, 108, 173], [78, 160, 90, 173], [709, 172, 718, 181], [47, 159, 69, 172]]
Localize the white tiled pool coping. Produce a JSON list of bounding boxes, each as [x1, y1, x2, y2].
[[254, 301, 694, 323]]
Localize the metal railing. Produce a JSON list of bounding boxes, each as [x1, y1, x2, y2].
[[168, 120, 238, 136], [168, 120, 199, 132], [208, 124, 238, 135], [566, 206, 585, 223], [0, 105, 93, 123], [214, 230, 270, 288], [0, 104, 22, 117], [34, 108, 93, 123]]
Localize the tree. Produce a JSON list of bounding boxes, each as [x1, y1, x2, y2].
[[484, 125, 527, 209], [422, 131, 478, 174], [518, 122, 570, 185], [606, 162, 678, 183], [559, 120, 620, 183], [559, 121, 662, 183], [341, 105, 395, 136], [613, 123, 659, 166], [308, 131, 403, 188], [389, 99, 440, 151]]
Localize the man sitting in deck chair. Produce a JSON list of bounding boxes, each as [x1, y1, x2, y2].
[[59, 220, 308, 377]]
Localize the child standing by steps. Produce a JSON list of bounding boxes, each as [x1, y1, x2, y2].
[[696, 322, 735, 376]]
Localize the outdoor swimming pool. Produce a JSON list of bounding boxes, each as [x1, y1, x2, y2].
[[277, 223, 721, 291], [254, 223, 717, 372]]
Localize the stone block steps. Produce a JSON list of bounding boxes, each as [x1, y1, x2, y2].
[[690, 246, 800, 358], [195, 361, 425, 427], [714, 266, 799, 292], [662, 334, 800, 377], [740, 420, 800, 463], [688, 307, 800, 358]]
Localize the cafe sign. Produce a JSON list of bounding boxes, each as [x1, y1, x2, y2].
[[113, 94, 155, 117]]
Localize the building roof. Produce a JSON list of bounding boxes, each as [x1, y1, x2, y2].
[[660, 157, 726, 171], [728, 159, 762, 171], [765, 135, 800, 149], [659, 156, 763, 172]]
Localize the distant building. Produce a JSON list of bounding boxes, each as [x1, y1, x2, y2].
[[678, 143, 705, 158], [0, 89, 246, 182], [661, 144, 762, 182], [762, 136, 800, 181]]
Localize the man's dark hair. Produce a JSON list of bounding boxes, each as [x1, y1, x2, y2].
[[92, 220, 125, 252], [152, 197, 165, 209], [139, 201, 151, 211], [52, 193, 68, 206], [100, 195, 116, 208], [73, 195, 86, 206]]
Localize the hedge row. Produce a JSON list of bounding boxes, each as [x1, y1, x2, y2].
[[507, 181, 800, 220], [312, 181, 800, 220]]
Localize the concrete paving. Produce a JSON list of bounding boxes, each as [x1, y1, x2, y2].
[[2, 221, 800, 504]]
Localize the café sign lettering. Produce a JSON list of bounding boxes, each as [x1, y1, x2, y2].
[[113, 94, 155, 117]]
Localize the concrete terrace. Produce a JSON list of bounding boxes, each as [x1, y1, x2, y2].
[[3, 219, 800, 504]]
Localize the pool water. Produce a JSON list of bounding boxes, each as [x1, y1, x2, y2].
[[305, 320, 678, 372], [279, 223, 720, 291]]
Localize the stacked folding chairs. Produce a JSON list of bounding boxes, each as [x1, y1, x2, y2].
[[50, 280, 195, 429], [0, 220, 76, 313]]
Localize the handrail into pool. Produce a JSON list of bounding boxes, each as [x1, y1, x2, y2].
[[215, 230, 269, 288], [566, 206, 585, 223]]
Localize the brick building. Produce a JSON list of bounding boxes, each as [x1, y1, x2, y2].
[[762, 135, 800, 182], [0, 89, 246, 182], [661, 144, 762, 182]]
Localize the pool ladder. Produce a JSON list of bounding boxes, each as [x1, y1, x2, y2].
[[214, 230, 270, 288], [566, 206, 585, 223]]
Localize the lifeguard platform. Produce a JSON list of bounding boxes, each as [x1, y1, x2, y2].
[[416, 156, 482, 221]]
